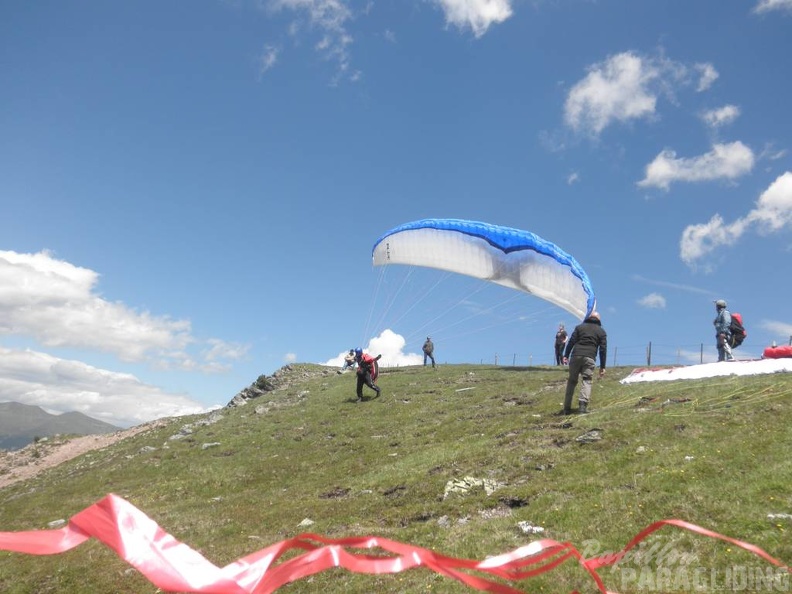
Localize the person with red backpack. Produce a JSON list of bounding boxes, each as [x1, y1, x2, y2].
[[354, 348, 381, 402], [713, 299, 735, 362]]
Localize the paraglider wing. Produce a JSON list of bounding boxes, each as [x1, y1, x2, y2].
[[372, 219, 596, 319]]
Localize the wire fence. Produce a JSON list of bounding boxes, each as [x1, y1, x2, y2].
[[487, 337, 792, 368]]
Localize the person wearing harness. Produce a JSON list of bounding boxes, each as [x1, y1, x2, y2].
[[713, 299, 735, 362], [354, 348, 381, 402]]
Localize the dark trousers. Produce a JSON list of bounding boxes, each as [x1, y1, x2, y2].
[[555, 344, 565, 365], [356, 371, 380, 398], [424, 352, 435, 367]]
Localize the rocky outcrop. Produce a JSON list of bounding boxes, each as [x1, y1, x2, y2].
[[225, 364, 337, 408]]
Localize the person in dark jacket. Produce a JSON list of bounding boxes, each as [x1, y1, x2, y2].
[[422, 337, 435, 368], [562, 311, 607, 414], [554, 323, 568, 365], [354, 348, 381, 402]]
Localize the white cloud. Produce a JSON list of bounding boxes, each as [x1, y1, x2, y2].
[[679, 214, 745, 266], [431, 0, 513, 37], [0, 250, 248, 371], [267, 0, 355, 80], [567, 172, 580, 185], [680, 171, 792, 266], [759, 145, 788, 161], [258, 45, 279, 74], [0, 346, 209, 427], [284, 352, 298, 363], [632, 275, 712, 295], [700, 104, 740, 128], [564, 52, 661, 136], [563, 52, 725, 137], [638, 293, 667, 309], [754, 0, 792, 13], [744, 170, 792, 231], [271, 0, 353, 31], [694, 62, 719, 92], [323, 328, 422, 368], [761, 319, 792, 336], [638, 141, 755, 190], [261, 0, 513, 80]]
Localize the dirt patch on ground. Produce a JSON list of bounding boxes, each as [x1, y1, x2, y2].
[[0, 420, 168, 490]]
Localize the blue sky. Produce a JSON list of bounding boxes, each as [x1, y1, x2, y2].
[[1, 0, 791, 427]]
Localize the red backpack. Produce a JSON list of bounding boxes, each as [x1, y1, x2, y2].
[[729, 313, 746, 348]]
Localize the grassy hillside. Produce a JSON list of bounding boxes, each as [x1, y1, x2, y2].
[[1, 363, 791, 593]]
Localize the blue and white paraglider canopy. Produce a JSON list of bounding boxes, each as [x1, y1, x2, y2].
[[372, 219, 596, 320]]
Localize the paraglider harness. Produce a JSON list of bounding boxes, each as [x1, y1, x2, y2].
[[728, 313, 747, 349], [356, 354, 381, 382]]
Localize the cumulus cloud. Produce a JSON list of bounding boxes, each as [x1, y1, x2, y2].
[[564, 52, 661, 136], [0, 346, 209, 427], [754, 0, 792, 13], [744, 170, 792, 231], [638, 293, 667, 309], [638, 141, 755, 190], [563, 52, 724, 137], [701, 104, 740, 128], [567, 172, 580, 185], [323, 328, 423, 368], [679, 214, 746, 267], [431, 0, 513, 37], [0, 250, 249, 425], [680, 171, 792, 266], [0, 250, 248, 370]]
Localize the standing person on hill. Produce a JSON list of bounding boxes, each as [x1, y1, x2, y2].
[[354, 348, 381, 402], [562, 311, 607, 415], [713, 299, 735, 362], [554, 323, 568, 366], [422, 336, 436, 368]]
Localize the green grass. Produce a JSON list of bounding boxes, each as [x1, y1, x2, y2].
[[1, 363, 791, 593]]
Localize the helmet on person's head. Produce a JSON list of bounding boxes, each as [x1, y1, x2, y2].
[[354, 348, 363, 357], [589, 311, 600, 321], [715, 299, 727, 308]]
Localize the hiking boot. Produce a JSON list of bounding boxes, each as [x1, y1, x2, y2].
[[578, 402, 589, 414]]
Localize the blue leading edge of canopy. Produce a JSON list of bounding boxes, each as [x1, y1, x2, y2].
[[372, 218, 597, 316]]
